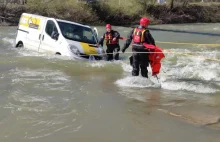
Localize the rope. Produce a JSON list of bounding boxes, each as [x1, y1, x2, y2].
[[120, 37, 220, 47], [80, 51, 220, 62], [156, 41, 220, 47], [164, 49, 220, 62], [148, 27, 220, 37]]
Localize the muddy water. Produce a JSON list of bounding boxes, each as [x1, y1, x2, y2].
[[0, 24, 220, 142]]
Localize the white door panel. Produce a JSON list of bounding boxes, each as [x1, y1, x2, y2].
[[39, 19, 60, 54]]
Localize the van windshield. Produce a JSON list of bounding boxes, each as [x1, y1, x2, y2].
[[58, 21, 98, 44]]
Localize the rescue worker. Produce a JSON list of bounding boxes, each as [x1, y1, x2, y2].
[[121, 17, 155, 78], [97, 24, 120, 61]]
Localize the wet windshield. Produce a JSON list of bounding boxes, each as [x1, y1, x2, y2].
[[58, 21, 98, 44]]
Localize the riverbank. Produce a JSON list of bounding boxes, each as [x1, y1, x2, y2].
[[1, 2, 220, 26]]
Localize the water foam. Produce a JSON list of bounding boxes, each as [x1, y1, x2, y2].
[[87, 60, 127, 70], [161, 81, 218, 94], [9, 89, 49, 103], [115, 76, 161, 88], [121, 62, 132, 72], [2, 37, 15, 46], [16, 48, 47, 57], [117, 46, 220, 94], [14, 48, 75, 62], [88, 61, 110, 68], [213, 27, 220, 31], [10, 68, 72, 91]]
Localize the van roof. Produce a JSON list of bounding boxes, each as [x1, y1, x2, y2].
[[22, 13, 91, 28], [56, 19, 90, 28], [22, 13, 47, 19]]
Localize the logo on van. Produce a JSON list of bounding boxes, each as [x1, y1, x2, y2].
[[28, 17, 40, 29]]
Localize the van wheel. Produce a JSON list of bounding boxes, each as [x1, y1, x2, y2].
[[55, 52, 61, 55], [16, 42, 23, 48]]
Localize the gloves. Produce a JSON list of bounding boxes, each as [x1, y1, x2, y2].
[[121, 48, 126, 53], [115, 47, 120, 52]]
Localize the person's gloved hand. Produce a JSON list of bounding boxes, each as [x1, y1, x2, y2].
[[121, 48, 125, 53], [114, 48, 120, 53]]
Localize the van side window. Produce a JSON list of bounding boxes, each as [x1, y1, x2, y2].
[[45, 20, 58, 37]]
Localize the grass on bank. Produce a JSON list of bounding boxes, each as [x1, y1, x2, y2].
[[1, 0, 220, 26]]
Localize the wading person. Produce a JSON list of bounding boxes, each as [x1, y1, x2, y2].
[[121, 17, 155, 78], [97, 24, 121, 61]]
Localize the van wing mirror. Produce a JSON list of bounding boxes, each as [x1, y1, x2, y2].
[[51, 31, 59, 40], [93, 27, 98, 38]]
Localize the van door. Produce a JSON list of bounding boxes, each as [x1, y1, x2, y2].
[[23, 15, 45, 50], [39, 19, 60, 54]]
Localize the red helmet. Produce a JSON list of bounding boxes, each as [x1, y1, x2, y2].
[[140, 17, 150, 27], [106, 24, 111, 29]]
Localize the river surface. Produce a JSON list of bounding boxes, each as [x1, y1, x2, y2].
[[0, 24, 220, 142]]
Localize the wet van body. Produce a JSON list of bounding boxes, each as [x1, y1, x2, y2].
[[15, 13, 105, 60]]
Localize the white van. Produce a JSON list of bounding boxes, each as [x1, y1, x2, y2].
[[15, 13, 105, 60]]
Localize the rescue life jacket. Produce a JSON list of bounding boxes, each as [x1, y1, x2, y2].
[[143, 43, 165, 76], [133, 28, 146, 44], [105, 32, 117, 44]]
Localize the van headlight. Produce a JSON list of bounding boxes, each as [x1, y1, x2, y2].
[[69, 45, 80, 56]]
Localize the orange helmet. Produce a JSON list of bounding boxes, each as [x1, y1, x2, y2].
[[140, 17, 150, 27], [106, 24, 111, 29]]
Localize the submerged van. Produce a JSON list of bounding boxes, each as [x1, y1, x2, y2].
[[15, 13, 105, 60]]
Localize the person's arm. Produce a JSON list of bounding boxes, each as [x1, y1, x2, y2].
[[145, 30, 155, 46], [97, 33, 105, 46], [113, 30, 120, 40], [121, 29, 134, 53]]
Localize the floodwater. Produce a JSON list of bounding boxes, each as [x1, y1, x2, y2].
[[0, 24, 220, 142]]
